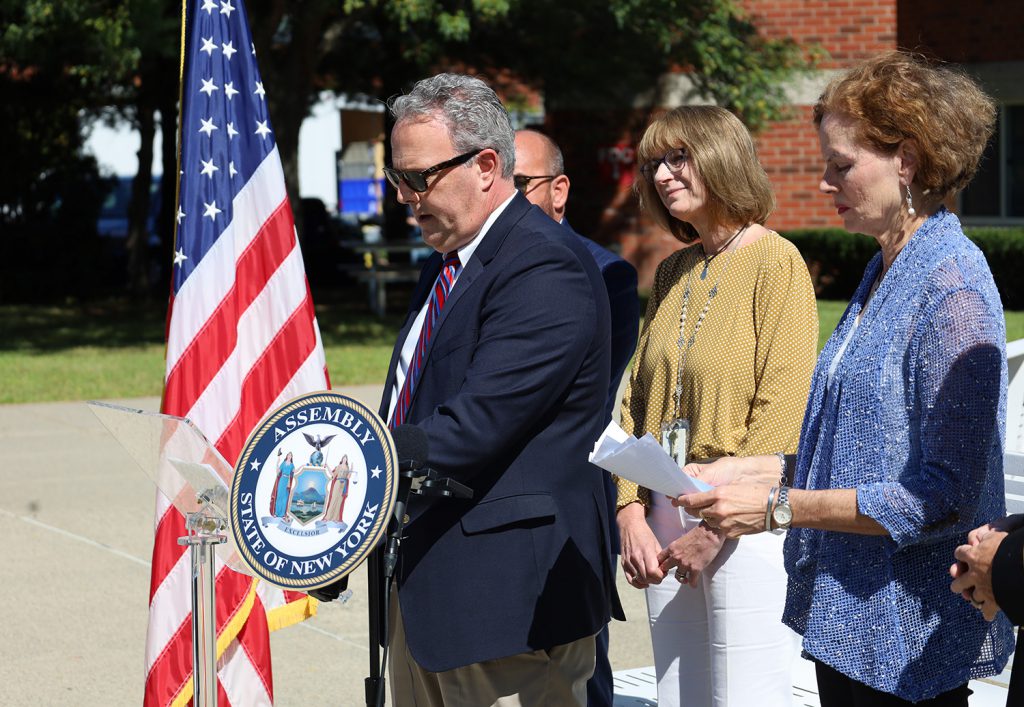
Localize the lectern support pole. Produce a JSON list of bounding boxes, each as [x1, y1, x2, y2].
[[179, 514, 226, 707]]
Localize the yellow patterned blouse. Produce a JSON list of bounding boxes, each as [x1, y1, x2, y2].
[[616, 231, 818, 510]]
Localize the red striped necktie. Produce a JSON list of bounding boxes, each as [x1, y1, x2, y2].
[[390, 251, 462, 428]]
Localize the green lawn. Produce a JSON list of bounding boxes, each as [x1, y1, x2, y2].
[[1, 297, 1023, 404], [817, 300, 1024, 350], [0, 294, 404, 404]]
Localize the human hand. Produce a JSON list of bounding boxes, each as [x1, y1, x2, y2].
[[617, 502, 666, 589], [949, 529, 1009, 621], [673, 482, 773, 539], [655, 522, 726, 587], [682, 455, 779, 488], [967, 514, 1024, 546]]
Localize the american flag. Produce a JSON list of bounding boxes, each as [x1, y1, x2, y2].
[[145, 0, 330, 703]]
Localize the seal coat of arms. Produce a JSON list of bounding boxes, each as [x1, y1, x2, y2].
[[230, 391, 397, 589]]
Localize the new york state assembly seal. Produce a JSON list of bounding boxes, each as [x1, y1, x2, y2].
[[229, 391, 397, 590]]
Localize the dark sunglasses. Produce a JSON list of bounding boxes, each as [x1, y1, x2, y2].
[[513, 174, 558, 192], [383, 149, 484, 193]]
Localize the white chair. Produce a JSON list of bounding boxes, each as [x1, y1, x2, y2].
[[1005, 338, 1024, 514]]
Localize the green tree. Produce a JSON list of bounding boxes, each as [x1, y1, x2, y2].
[[117, 0, 179, 296], [258, 0, 816, 239], [0, 0, 138, 300], [7, 0, 815, 300]]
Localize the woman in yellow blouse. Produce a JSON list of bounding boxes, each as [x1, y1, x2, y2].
[[617, 106, 817, 706]]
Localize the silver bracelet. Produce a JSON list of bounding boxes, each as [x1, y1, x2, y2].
[[773, 451, 787, 486], [765, 486, 778, 532]]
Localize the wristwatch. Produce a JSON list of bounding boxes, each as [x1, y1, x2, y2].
[[772, 486, 793, 530]]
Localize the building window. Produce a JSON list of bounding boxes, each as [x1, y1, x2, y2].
[[961, 105, 1024, 221]]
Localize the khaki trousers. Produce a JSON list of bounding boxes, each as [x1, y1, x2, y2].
[[388, 592, 596, 707]]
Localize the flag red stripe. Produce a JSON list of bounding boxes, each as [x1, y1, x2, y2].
[[163, 201, 294, 415], [143, 617, 193, 707], [149, 509, 187, 603], [215, 295, 319, 455]]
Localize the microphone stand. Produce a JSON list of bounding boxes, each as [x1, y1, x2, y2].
[[364, 464, 471, 707]]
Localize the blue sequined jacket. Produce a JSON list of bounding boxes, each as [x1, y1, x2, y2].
[[783, 209, 1015, 701]]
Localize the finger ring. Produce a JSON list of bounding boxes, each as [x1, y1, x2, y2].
[[972, 597, 985, 607], [675, 568, 690, 583], [700, 511, 715, 528]]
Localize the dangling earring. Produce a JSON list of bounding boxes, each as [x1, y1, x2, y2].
[[905, 184, 916, 217]]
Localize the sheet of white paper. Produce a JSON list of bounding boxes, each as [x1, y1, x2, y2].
[[589, 420, 712, 498]]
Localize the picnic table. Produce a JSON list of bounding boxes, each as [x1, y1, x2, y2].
[[339, 240, 428, 317]]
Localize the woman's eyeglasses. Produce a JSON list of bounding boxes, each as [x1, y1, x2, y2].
[[639, 147, 689, 183], [383, 148, 484, 193]]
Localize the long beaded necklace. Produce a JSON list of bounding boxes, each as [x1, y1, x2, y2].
[[670, 224, 750, 416]]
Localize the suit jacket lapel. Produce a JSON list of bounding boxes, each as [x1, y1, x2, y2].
[[427, 193, 532, 338], [386, 193, 533, 417]]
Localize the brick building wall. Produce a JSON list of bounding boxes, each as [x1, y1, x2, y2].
[[755, 107, 834, 231], [745, 0, 899, 235], [897, 0, 1024, 63], [745, 0, 897, 67]]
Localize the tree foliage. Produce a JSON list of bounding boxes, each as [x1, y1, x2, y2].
[[0, 0, 136, 225], [2, 0, 818, 300]]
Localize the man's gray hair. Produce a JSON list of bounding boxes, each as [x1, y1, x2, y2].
[[389, 73, 516, 178]]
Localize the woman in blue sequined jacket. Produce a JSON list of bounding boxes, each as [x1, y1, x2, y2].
[[674, 52, 1015, 706]]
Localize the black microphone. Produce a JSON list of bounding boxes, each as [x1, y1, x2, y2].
[[392, 423, 428, 474], [383, 424, 429, 578]]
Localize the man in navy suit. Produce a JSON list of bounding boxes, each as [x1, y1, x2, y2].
[[379, 73, 620, 706], [514, 128, 639, 707], [951, 515, 1024, 705]]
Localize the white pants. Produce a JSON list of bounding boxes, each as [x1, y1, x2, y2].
[[645, 493, 799, 707]]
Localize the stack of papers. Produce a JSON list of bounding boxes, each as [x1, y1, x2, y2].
[[589, 420, 713, 499]]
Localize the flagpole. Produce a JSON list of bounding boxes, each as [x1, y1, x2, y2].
[[179, 511, 227, 707]]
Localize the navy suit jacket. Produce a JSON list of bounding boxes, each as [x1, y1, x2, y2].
[[379, 193, 620, 672], [992, 527, 1024, 704], [567, 221, 639, 556]]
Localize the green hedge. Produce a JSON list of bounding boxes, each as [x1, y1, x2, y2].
[[781, 226, 1024, 310]]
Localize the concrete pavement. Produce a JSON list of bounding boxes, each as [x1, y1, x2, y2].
[[0, 385, 653, 706]]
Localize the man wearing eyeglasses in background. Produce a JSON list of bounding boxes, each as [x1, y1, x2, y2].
[[371, 73, 621, 706], [514, 128, 639, 707]]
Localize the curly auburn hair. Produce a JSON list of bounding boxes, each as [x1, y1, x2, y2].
[[813, 51, 996, 207]]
